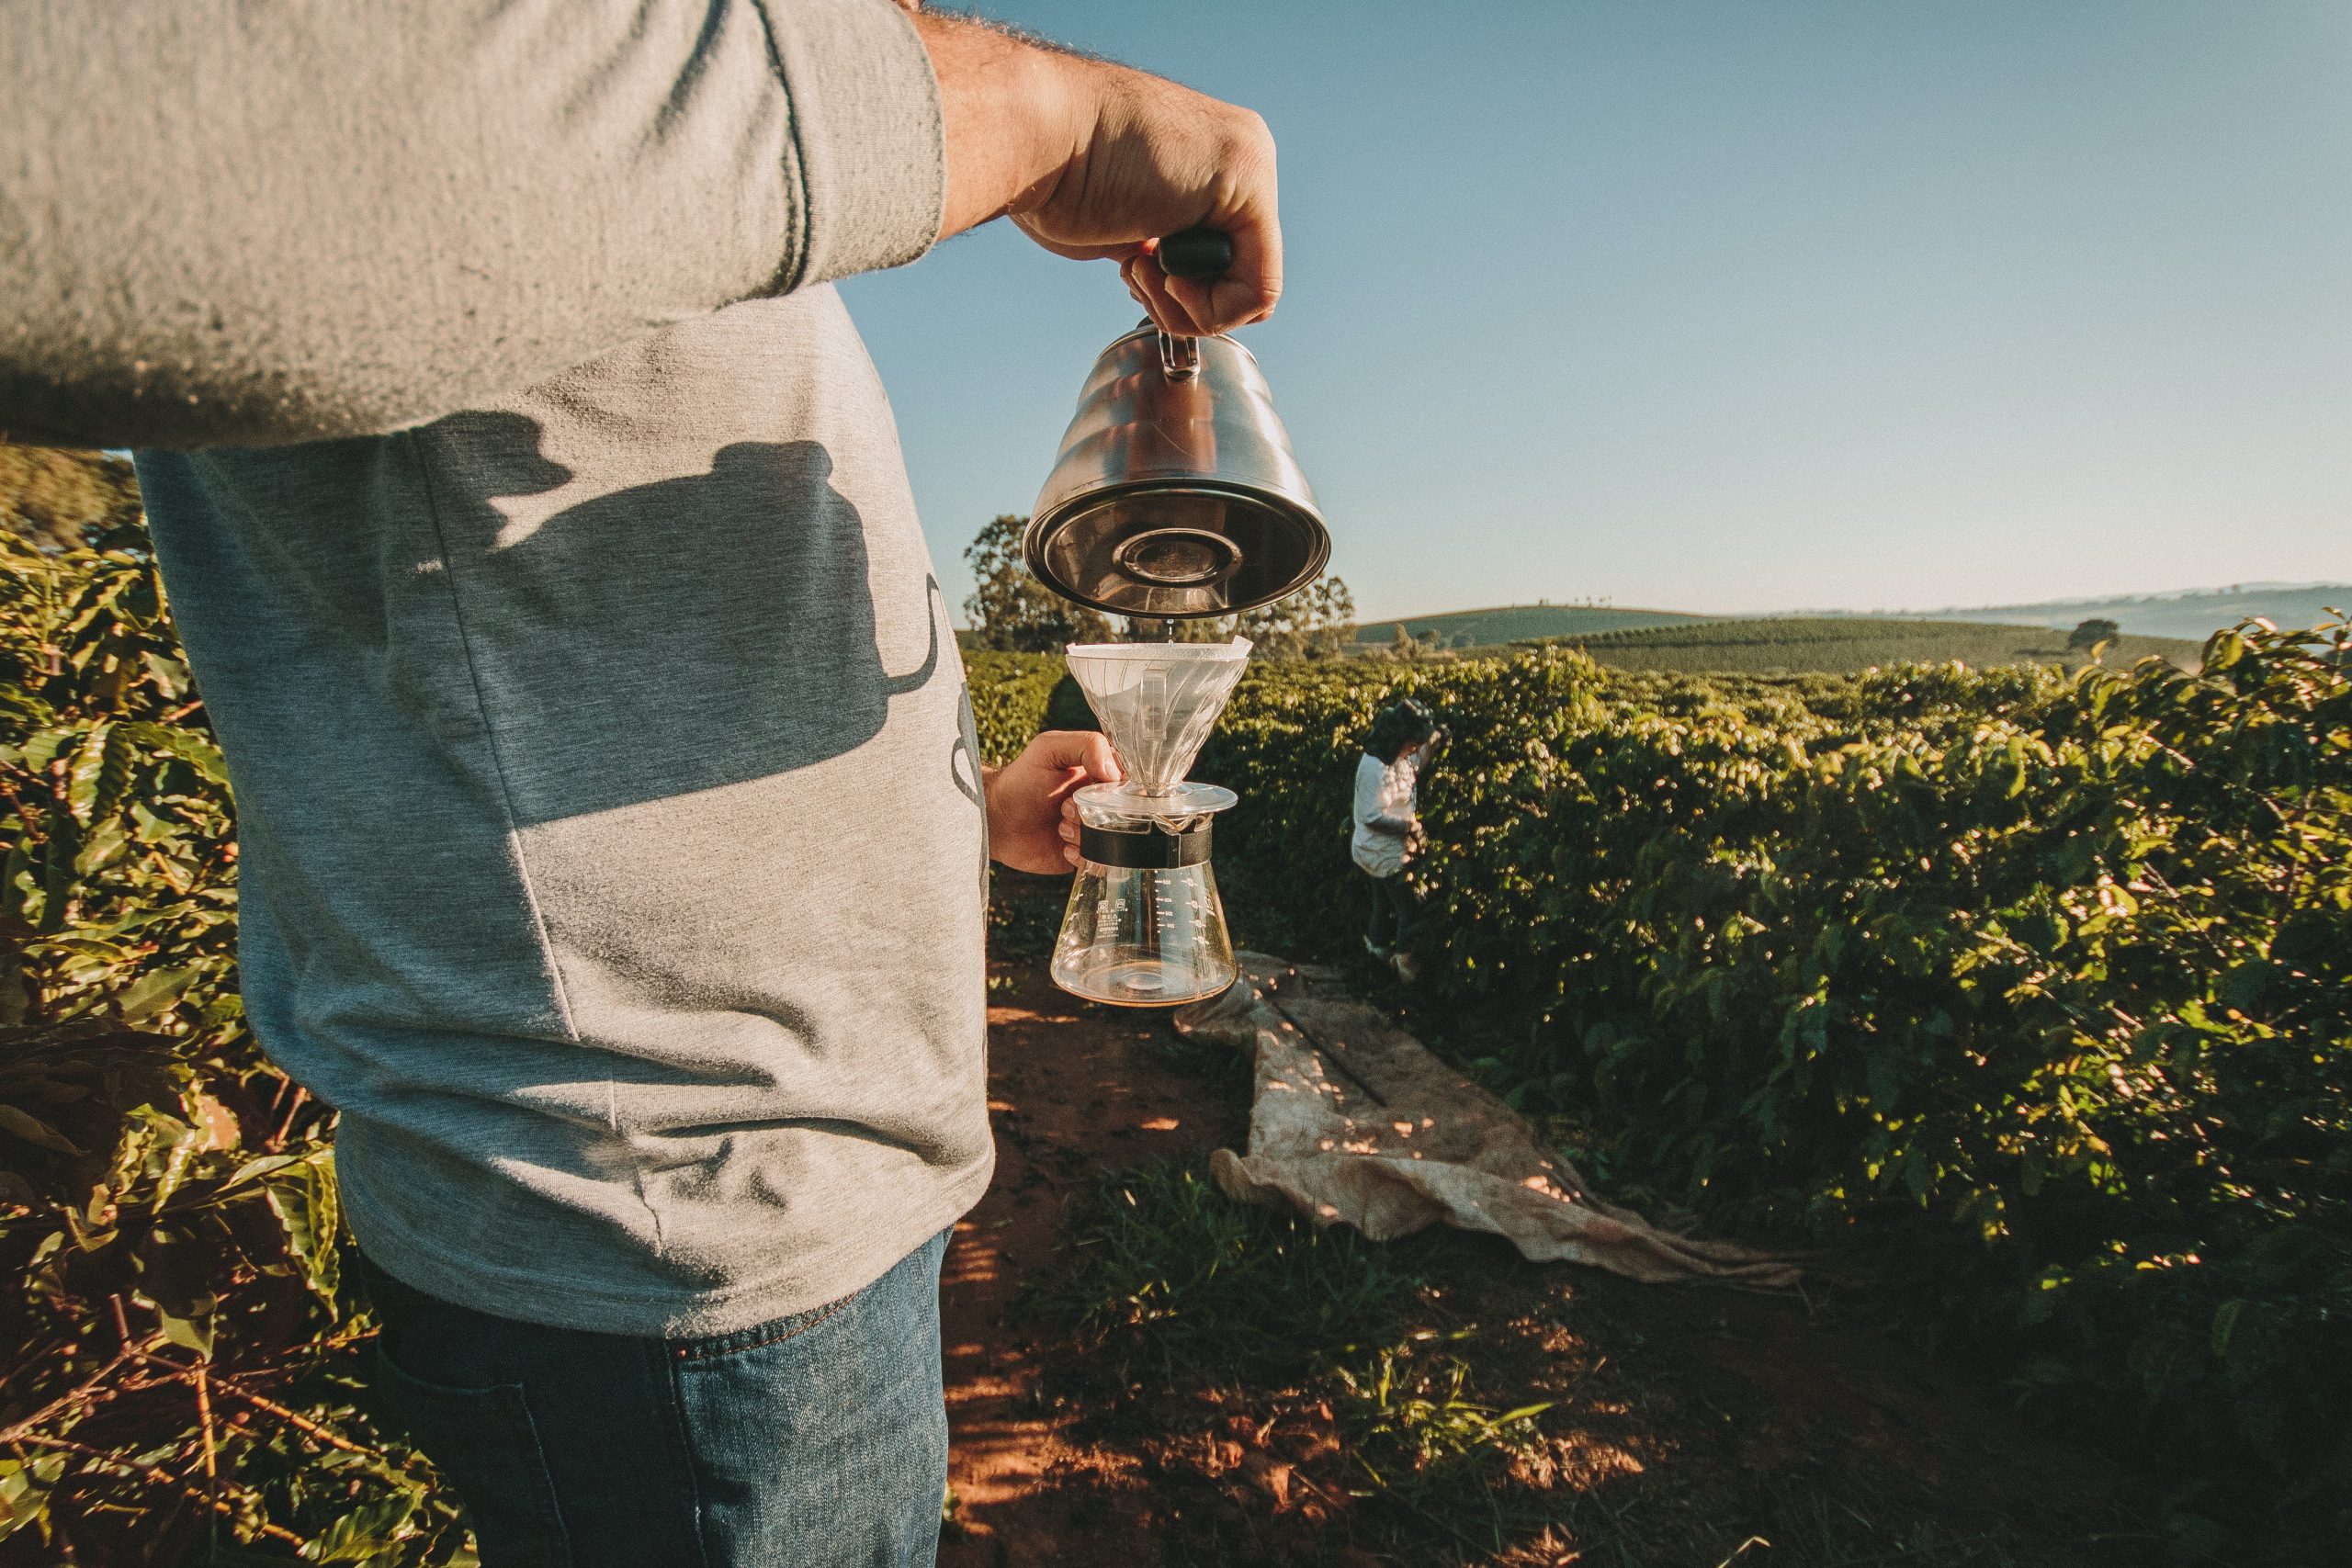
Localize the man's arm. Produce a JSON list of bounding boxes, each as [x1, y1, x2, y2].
[[1, 0, 1280, 450], [1, 0, 951, 448], [911, 10, 1280, 342]]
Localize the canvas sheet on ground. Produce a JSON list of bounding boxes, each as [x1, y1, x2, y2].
[[1175, 954, 1801, 1287]]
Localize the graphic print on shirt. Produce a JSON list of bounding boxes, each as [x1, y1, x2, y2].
[[418, 412, 957, 827], [903, 572, 989, 892], [952, 692, 988, 894]]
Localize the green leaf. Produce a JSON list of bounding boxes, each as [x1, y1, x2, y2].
[[2209, 1297, 2245, 1360], [72, 816, 129, 876], [154, 1306, 215, 1359], [140, 649, 187, 698], [117, 963, 198, 1022], [222, 1152, 307, 1190], [308, 1496, 424, 1562], [63, 720, 113, 823], [19, 727, 74, 772], [0, 1104, 81, 1156], [0, 1455, 57, 1541], [265, 1155, 344, 1309], [120, 721, 229, 787]]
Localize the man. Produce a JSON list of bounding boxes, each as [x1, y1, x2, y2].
[[1, 3, 1281, 1562]]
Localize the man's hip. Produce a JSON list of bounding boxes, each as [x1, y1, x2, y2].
[[360, 1228, 951, 1568]]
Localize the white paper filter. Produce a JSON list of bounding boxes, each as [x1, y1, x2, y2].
[[1063, 638, 1252, 792]]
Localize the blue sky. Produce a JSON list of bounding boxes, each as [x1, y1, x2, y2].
[[841, 1, 2352, 623]]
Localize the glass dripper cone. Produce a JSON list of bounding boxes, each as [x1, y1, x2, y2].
[[1063, 637, 1251, 795]]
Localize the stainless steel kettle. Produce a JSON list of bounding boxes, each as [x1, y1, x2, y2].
[[1025, 231, 1329, 620]]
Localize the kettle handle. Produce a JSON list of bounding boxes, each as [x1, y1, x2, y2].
[[1151, 228, 1231, 379], [1154, 227, 1234, 281]]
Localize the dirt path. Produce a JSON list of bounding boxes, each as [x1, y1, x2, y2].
[[938, 955, 2156, 1566], [938, 956, 1247, 1566]]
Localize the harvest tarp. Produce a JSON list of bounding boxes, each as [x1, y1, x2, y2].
[[1178, 955, 1802, 1287]]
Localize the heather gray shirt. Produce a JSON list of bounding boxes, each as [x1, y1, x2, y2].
[[9, 1, 994, 1336]]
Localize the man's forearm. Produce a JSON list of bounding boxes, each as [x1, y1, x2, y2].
[[0, 0, 945, 449], [907, 5, 1281, 336], [911, 13, 1087, 242]]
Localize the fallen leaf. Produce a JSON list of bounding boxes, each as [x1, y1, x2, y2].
[[1241, 1452, 1293, 1509]]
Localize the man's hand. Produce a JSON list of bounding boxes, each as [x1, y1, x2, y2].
[[985, 730, 1123, 874], [911, 10, 1280, 338]]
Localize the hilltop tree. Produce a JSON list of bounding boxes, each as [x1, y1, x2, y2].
[[1234, 573, 1356, 660], [1124, 576, 1363, 658], [1375, 625, 1449, 662], [962, 513, 1114, 652], [1129, 572, 1357, 660], [2068, 617, 2121, 659], [1122, 614, 1230, 644]]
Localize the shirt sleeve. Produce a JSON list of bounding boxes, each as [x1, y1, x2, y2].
[[0, 0, 945, 449], [1355, 755, 1411, 836]]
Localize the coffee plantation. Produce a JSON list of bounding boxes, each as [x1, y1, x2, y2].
[[4, 491, 2345, 1551], [971, 626, 2351, 1540], [1, 516, 469, 1559]]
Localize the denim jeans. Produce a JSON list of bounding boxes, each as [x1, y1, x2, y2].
[[360, 1230, 950, 1568]]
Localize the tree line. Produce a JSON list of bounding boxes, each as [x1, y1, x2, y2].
[[959, 513, 1359, 660]]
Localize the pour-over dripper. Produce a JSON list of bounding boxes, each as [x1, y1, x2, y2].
[[1050, 637, 1250, 1007], [1064, 637, 1251, 794]]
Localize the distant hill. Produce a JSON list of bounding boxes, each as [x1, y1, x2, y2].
[[1351, 604, 1699, 650], [1895, 583, 2349, 644], [1527, 616, 2201, 676]]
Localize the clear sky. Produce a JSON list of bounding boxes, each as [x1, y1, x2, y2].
[[840, 1, 2352, 623]]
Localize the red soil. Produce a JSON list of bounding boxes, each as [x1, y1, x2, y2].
[[938, 958, 1244, 1566], [936, 955, 2154, 1567]]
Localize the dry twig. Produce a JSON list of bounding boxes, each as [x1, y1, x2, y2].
[[11, 1432, 306, 1546]]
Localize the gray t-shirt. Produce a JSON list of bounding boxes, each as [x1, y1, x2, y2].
[[7, 0, 994, 1336]]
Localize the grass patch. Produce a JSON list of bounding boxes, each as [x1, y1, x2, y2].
[[1333, 1340, 1550, 1507], [1038, 1161, 1562, 1560], [1718, 1473, 2027, 1568], [1027, 1160, 2148, 1567], [1042, 1158, 1422, 1385]]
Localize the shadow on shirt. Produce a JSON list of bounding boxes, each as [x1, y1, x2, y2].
[[415, 411, 943, 828]]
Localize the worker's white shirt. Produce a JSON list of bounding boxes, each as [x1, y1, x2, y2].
[[1351, 751, 1418, 876]]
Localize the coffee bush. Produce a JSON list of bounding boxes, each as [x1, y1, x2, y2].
[[983, 624, 2351, 1535]]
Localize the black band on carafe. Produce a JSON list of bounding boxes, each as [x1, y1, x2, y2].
[[1078, 819, 1213, 869]]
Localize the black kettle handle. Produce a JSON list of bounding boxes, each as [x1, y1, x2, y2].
[[1156, 227, 1234, 281]]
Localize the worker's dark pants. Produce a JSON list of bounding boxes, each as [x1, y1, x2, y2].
[[1363, 868, 1421, 953]]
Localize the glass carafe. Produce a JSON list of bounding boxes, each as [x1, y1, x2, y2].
[[1050, 781, 1237, 1007]]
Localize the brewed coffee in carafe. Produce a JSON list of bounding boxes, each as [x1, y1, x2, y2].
[[1049, 639, 1250, 1007]]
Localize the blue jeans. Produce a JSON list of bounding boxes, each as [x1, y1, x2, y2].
[[361, 1231, 950, 1568]]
